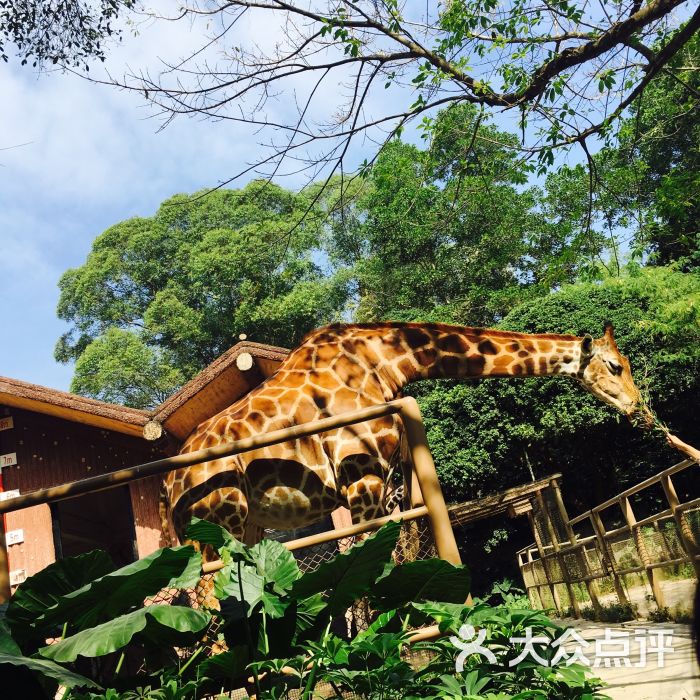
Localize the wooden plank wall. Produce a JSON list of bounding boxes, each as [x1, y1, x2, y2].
[[0, 406, 169, 587]]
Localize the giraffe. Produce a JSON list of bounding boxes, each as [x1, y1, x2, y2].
[[163, 321, 643, 544]]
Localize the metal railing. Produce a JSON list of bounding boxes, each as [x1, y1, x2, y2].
[[0, 396, 461, 607], [517, 461, 700, 617]]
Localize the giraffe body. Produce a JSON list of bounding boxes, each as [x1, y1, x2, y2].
[[164, 322, 641, 543]]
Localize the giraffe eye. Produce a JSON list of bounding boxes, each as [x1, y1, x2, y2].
[[606, 359, 622, 375]]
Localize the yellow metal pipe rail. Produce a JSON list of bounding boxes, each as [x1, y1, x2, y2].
[[0, 401, 402, 516], [0, 397, 462, 603]]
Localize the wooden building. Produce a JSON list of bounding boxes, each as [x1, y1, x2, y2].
[[0, 340, 288, 591]]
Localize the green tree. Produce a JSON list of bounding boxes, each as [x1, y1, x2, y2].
[[1, 1, 135, 67], [545, 33, 700, 270], [326, 105, 587, 325], [57, 182, 347, 407], [412, 264, 699, 590], [415, 265, 700, 508]]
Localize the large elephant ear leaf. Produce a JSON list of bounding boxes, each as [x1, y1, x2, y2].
[[6, 550, 115, 645], [370, 559, 470, 610], [39, 605, 210, 663], [249, 539, 299, 593], [185, 518, 248, 559], [290, 520, 401, 614], [0, 652, 100, 690], [38, 545, 202, 631]]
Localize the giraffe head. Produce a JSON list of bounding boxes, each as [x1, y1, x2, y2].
[[577, 322, 644, 419]]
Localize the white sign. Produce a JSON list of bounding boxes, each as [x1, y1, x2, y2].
[[6, 529, 23, 546], [0, 453, 17, 468], [0, 490, 19, 502], [0, 416, 13, 431], [9, 569, 26, 586]]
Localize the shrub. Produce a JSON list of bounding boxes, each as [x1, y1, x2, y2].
[[0, 521, 608, 699], [580, 602, 637, 623]]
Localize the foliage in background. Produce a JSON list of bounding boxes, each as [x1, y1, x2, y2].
[[546, 34, 700, 270], [0, 520, 607, 700], [325, 105, 594, 325], [56, 182, 347, 407], [416, 265, 700, 507]]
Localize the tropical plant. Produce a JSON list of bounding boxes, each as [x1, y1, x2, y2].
[[56, 182, 348, 407], [0, 519, 607, 699]]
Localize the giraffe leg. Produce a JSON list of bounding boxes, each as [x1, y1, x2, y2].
[[346, 474, 386, 524], [342, 474, 387, 636]]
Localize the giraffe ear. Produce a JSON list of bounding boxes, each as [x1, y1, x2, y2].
[[581, 334, 594, 357]]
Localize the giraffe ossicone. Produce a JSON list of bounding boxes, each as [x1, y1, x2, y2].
[[163, 322, 643, 545]]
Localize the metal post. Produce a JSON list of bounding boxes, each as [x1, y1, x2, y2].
[[660, 474, 700, 578], [619, 496, 665, 609], [398, 397, 461, 565], [550, 479, 601, 615]]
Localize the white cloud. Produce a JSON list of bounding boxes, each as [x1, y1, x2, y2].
[[0, 2, 405, 390]]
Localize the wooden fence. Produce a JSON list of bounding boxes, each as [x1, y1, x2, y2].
[[517, 460, 700, 617], [0, 396, 459, 617]]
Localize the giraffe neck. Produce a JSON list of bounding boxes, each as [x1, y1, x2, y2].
[[335, 323, 585, 394]]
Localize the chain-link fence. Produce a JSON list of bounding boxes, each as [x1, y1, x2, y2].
[[135, 513, 439, 698], [517, 460, 700, 618]]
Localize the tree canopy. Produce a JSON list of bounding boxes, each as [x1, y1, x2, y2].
[[56, 182, 346, 408], [416, 265, 700, 508], [103, 0, 700, 188], [544, 32, 700, 271], [325, 104, 602, 325]]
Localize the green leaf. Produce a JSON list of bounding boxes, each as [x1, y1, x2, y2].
[[0, 619, 21, 656], [290, 520, 400, 613], [185, 517, 246, 556], [249, 539, 300, 593], [0, 651, 101, 689], [197, 645, 249, 680], [217, 561, 265, 613], [261, 591, 290, 619], [39, 605, 210, 662], [7, 550, 115, 643], [410, 600, 468, 628], [38, 546, 201, 631], [370, 558, 471, 610], [294, 593, 328, 639]]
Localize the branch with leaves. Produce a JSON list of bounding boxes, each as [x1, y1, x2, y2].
[[98, 0, 700, 185]]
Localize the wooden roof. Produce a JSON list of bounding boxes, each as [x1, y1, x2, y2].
[[0, 341, 289, 443], [0, 376, 149, 437], [447, 474, 562, 526], [151, 341, 288, 440]]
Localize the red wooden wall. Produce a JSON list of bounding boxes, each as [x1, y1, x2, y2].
[[0, 406, 169, 590]]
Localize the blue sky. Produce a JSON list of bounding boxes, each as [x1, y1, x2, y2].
[[0, 6, 593, 394], [0, 14, 286, 391], [0, 5, 422, 393]]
